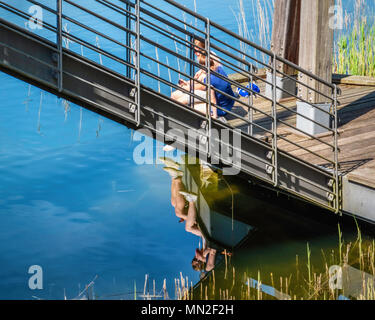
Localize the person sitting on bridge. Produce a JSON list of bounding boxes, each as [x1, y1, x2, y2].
[[170, 39, 219, 118], [204, 62, 236, 120], [171, 39, 235, 120], [176, 38, 221, 93], [193, 39, 235, 120]]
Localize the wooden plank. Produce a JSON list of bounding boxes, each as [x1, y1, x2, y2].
[[333, 74, 375, 87], [297, 127, 375, 160], [346, 159, 375, 189], [280, 110, 375, 153], [338, 87, 375, 100], [291, 140, 375, 167], [290, 128, 375, 158], [347, 169, 375, 189], [338, 149, 375, 163]]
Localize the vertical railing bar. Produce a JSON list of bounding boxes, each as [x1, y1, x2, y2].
[[248, 63, 254, 136], [135, 0, 141, 126], [205, 18, 212, 157], [126, 0, 131, 79], [57, 0, 63, 92], [272, 53, 278, 187], [192, 36, 195, 109], [333, 84, 339, 213], [189, 35, 194, 109]]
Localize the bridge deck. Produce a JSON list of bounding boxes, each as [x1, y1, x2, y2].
[[0, 2, 347, 213], [228, 82, 375, 189]]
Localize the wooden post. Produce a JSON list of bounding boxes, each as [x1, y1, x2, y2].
[[271, 0, 301, 74], [298, 0, 334, 103], [267, 0, 301, 101]]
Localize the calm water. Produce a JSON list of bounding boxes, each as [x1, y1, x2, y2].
[[0, 0, 374, 300]]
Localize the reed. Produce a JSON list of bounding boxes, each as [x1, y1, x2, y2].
[[334, 18, 375, 76], [306, 242, 312, 293], [155, 46, 161, 92], [331, 0, 374, 76], [37, 91, 43, 134], [232, 0, 274, 67], [182, 224, 375, 301]]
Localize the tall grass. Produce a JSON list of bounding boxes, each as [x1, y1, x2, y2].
[[334, 19, 375, 76], [231, 0, 274, 67], [183, 225, 375, 300], [331, 0, 374, 76]]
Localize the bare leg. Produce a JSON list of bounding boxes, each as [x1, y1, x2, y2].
[[210, 88, 218, 119], [171, 90, 184, 101], [171, 88, 189, 105], [170, 178, 177, 207], [174, 95, 189, 105], [172, 178, 187, 220]]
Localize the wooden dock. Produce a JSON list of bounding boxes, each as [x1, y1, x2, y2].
[[229, 80, 375, 187], [228, 76, 375, 219]]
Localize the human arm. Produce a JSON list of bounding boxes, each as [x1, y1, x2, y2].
[[185, 202, 203, 237], [210, 88, 217, 119], [180, 69, 206, 91]]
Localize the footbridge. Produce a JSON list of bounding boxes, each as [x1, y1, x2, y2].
[[0, 0, 341, 212]]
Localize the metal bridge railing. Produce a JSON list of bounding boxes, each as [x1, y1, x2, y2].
[[0, 0, 341, 211]]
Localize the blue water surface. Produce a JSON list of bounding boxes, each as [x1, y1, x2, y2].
[[0, 71, 204, 299]]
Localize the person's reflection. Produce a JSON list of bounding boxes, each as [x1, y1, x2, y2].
[[161, 157, 230, 273], [178, 190, 218, 273], [171, 175, 188, 222], [160, 158, 194, 225], [192, 248, 217, 272]]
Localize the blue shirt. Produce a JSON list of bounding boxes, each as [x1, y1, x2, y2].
[[205, 66, 235, 117]]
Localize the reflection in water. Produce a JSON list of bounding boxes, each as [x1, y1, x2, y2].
[[2, 74, 375, 300], [159, 154, 375, 300], [161, 156, 253, 279]]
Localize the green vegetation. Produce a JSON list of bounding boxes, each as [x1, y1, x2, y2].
[[334, 19, 375, 77], [178, 224, 375, 300]]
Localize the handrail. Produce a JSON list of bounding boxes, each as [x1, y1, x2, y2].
[[140, 0, 206, 36], [163, 0, 336, 90], [64, 0, 137, 36]]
